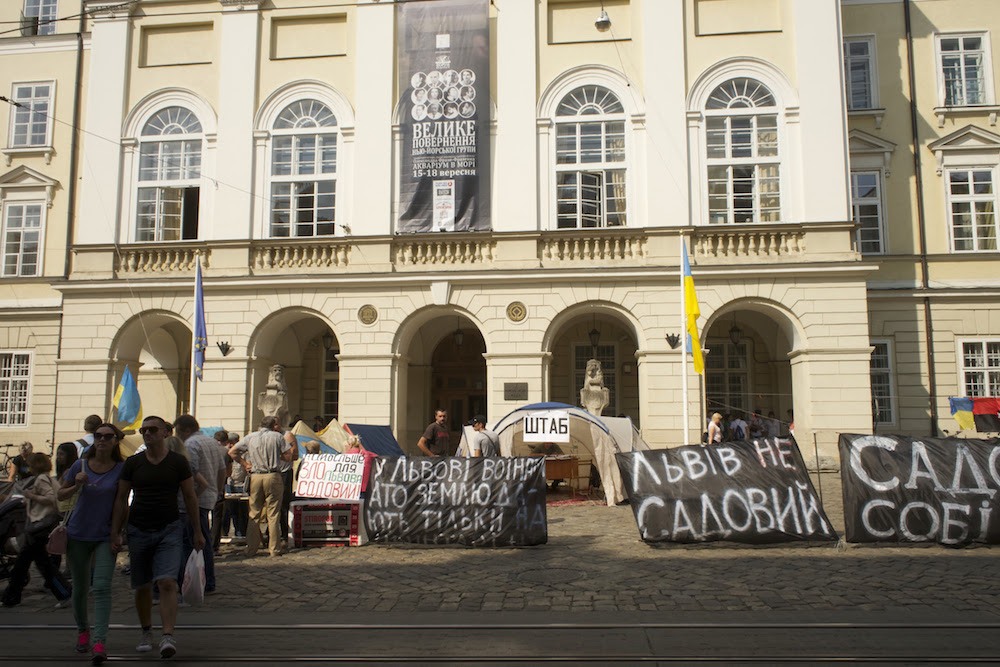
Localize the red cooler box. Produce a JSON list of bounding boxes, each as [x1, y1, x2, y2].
[[291, 500, 366, 547]]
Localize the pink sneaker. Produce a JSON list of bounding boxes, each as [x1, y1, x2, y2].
[[91, 641, 107, 665], [75, 630, 90, 653]]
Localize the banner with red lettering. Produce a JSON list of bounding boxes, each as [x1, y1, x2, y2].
[[396, 0, 491, 232], [839, 433, 1000, 545], [615, 439, 836, 544], [295, 453, 365, 503]]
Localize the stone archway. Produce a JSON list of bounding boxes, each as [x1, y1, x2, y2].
[[111, 310, 192, 419], [393, 308, 487, 454], [247, 308, 339, 428]]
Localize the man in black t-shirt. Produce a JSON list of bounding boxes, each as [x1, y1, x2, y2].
[[110, 415, 202, 660], [416, 409, 451, 456]]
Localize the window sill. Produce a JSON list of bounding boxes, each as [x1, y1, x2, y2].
[[847, 108, 886, 129], [933, 105, 1000, 128], [2, 146, 54, 166]]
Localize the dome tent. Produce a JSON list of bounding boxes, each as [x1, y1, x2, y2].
[[490, 402, 627, 506]]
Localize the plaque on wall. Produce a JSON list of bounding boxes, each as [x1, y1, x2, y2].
[[358, 305, 378, 325], [504, 382, 528, 402], [506, 301, 527, 323]]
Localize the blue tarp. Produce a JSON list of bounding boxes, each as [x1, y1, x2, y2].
[[344, 424, 406, 456]]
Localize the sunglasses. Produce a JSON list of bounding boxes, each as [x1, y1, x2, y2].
[[138, 426, 161, 435], [94, 432, 117, 440]]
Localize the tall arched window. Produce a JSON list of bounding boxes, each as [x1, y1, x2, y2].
[[269, 100, 338, 238], [136, 106, 203, 241], [705, 78, 780, 224], [554, 85, 627, 228]]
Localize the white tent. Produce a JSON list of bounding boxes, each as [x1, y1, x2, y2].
[[601, 415, 650, 453], [490, 402, 627, 506]]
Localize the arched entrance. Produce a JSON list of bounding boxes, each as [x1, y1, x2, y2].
[[397, 310, 487, 454], [248, 308, 339, 428], [703, 301, 795, 434], [111, 311, 192, 420], [545, 306, 640, 422]]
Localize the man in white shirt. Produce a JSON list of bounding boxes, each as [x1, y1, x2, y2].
[[173, 415, 228, 593]]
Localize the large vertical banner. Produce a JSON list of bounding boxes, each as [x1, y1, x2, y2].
[[397, 0, 490, 233]]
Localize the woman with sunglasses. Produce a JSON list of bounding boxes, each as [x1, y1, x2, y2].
[[58, 423, 125, 665]]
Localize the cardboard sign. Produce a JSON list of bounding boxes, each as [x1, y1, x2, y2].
[[522, 410, 570, 443], [294, 453, 365, 502], [839, 433, 1000, 545]]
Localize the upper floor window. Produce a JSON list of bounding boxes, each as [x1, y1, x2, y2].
[[554, 85, 626, 229], [8, 83, 52, 148], [705, 78, 781, 224], [1, 201, 43, 276], [0, 352, 31, 426], [938, 34, 990, 107], [844, 37, 877, 110], [136, 106, 202, 242], [947, 168, 997, 252], [270, 100, 338, 238], [851, 171, 885, 254], [23, 0, 56, 36], [961, 339, 1000, 397]]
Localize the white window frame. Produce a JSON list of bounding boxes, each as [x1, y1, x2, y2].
[[850, 170, 886, 255], [7, 81, 54, 150], [134, 106, 204, 243], [1, 199, 45, 277], [268, 99, 340, 239], [844, 36, 878, 111], [0, 350, 32, 427], [958, 338, 1000, 398], [935, 32, 996, 108], [945, 166, 999, 253], [704, 78, 782, 225], [22, 0, 57, 36], [870, 339, 896, 426], [553, 85, 628, 229], [320, 345, 340, 420]]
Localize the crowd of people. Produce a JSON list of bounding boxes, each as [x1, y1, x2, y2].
[[705, 408, 792, 444], [0, 411, 343, 664]]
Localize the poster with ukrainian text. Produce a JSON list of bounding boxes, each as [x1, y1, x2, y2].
[[397, 0, 491, 233]]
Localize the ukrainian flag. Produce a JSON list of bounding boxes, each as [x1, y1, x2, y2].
[[682, 243, 704, 375], [949, 397, 975, 431], [113, 365, 143, 431]]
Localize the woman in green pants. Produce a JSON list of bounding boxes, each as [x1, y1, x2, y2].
[[58, 423, 125, 665]]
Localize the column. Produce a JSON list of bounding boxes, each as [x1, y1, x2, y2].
[[77, 3, 133, 244], [493, 0, 539, 231]]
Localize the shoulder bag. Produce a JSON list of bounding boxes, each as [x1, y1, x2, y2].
[[47, 460, 87, 555]]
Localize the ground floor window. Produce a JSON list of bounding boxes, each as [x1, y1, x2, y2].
[[706, 341, 748, 417], [961, 339, 1000, 397], [0, 352, 30, 426], [870, 340, 895, 424]]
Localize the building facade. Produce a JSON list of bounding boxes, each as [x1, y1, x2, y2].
[[0, 0, 996, 464]]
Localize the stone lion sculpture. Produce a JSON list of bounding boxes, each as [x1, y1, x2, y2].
[[580, 358, 610, 417], [257, 363, 289, 428]]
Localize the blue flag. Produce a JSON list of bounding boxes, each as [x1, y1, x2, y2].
[[194, 260, 207, 381], [112, 366, 142, 431]]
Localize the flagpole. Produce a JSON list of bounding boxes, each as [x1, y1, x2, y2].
[[680, 235, 690, 444], [189, 259, 200, 415]]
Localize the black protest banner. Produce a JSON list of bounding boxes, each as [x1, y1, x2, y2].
[[364, 457, 547, 547], [839, 433, 1000, 545], [396, 0, 491, 232], [615, 439, 837, 544]]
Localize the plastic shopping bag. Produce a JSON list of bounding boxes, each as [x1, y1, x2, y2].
[[181, 550, 206, 606]]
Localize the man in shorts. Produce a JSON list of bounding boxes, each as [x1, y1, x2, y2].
[[110, 415, 203, 660]]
